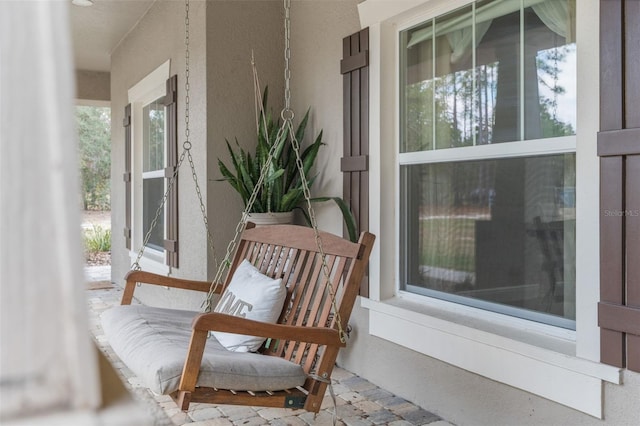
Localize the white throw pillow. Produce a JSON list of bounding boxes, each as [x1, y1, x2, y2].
[[213, 259, 286, 352]]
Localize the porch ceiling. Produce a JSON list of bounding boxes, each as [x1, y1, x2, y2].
[[70, 0, 156, 72]]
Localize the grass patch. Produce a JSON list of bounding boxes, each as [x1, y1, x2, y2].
[[84, 225, 111, 253]]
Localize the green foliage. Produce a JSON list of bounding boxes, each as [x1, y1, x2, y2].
[[76, 106, 111, 210], [84, 225, 112, 253], [217, 87, 323, 213], [297, 197, 358, 243], [218, 88, 359, 241]]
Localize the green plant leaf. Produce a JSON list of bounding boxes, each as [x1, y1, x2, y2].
[[308, 197, 359, 243]]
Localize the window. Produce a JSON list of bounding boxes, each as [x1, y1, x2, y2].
[[360, 0, 619, 416], [127, 61, 178, 270], [142, 98, 165, 251], [398, 0, 577, 327]]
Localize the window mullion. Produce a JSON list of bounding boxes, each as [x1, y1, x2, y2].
[[432, 17, 436, 151], [520, 0, 525, 141]]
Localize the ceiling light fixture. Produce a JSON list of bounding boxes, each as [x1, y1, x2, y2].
[[71, 0, 94, 6]]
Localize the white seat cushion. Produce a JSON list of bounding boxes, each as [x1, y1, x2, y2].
[[101, 305, 307, 395]]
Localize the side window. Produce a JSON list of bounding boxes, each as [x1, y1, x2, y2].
[[126, 62, 178, 270]]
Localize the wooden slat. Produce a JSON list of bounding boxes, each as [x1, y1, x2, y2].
[[628, 335, 640, 372], [597, 128, 640, 156], [625, 0, 640, 128], [359, 29, 371, 283], [627, 155, 640, 371], [242, 225, 361, 257], [600, 157, 625, 303], [304, 257, 350, 373], [121, 270, 214, 304], [600, 156, 625, 367], [600, 0, 623, 131], [192, 313, 344, 347], [627, 156, 640, 305], [340, 155, 368, 172], [180, 387, 307, 409], [340, 51, 368, 74], [343, 34, 353, 223], [598, 302, 640, 335]]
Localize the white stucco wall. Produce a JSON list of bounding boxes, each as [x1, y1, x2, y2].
[[111, 0, 209, 310], [205, 0, 284, 279], [342, 303, 640, 425], [289, 0, 362, 236]]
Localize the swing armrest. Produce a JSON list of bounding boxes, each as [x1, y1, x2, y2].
[[122, 270, 221, 305], [177, 313, 345, 394], [192, 312, 346, 348]]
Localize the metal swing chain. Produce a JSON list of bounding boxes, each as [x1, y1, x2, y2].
[[202, 60, 285, 312], [202, 0, 350, 344], [132, 0, 219, 274], [281, 0, 347, 344]]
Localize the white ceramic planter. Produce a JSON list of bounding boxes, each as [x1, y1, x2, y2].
[[246, 211, 295, 226]]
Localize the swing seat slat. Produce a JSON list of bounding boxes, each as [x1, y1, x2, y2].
[[101, 223, 375, 413]]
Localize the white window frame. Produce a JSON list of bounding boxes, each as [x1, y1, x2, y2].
[[128, 60, 170, 274], [358, 0, 619, 418]]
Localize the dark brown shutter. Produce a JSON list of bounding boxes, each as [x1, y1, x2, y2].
[[598, 0, 640, 372], [163, 75, 179, 268], [123, 103, 132, 250], [341, 28, 370, 296]]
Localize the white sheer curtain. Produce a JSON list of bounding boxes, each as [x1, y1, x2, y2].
[[446, 20, 492, 64], [532, 0, 576, 42], [406, 0, 576, 63], [0, 0, 100, 420]]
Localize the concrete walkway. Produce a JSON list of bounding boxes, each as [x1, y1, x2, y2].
[[86, 266, 454, 426]]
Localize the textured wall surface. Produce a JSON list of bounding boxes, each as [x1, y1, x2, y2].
[[76, 70, 111, 102], [289, 0, 361, 237], [205, 0, 284, 280], [110, 0, 208, 310]]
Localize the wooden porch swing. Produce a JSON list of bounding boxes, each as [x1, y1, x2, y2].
[[101, 0, 375, 416]]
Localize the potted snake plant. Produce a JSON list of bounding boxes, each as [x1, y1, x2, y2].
[[217, 88, 358, 241]]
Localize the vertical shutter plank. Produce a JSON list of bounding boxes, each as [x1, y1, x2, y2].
[[627, 156, 640, 304], [625, 0, 640, 128], [600, 0, 623, 131], [627, 155, 640, 369], [359, 29, 370, 236], [343, 36, 353, 222], [624, 11, 639, 350], [350, 33, 362, 232], [628, 335, 640, 372], [599, 156, 625, 368]]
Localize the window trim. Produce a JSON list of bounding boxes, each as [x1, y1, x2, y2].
[[128, 60, 171, 274], [359, 0, 619, 418]]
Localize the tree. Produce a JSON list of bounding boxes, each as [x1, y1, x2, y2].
[[76, 106, 111, 210]]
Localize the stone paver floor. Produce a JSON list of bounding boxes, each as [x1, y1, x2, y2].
[[86, 271, 454, 426]]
